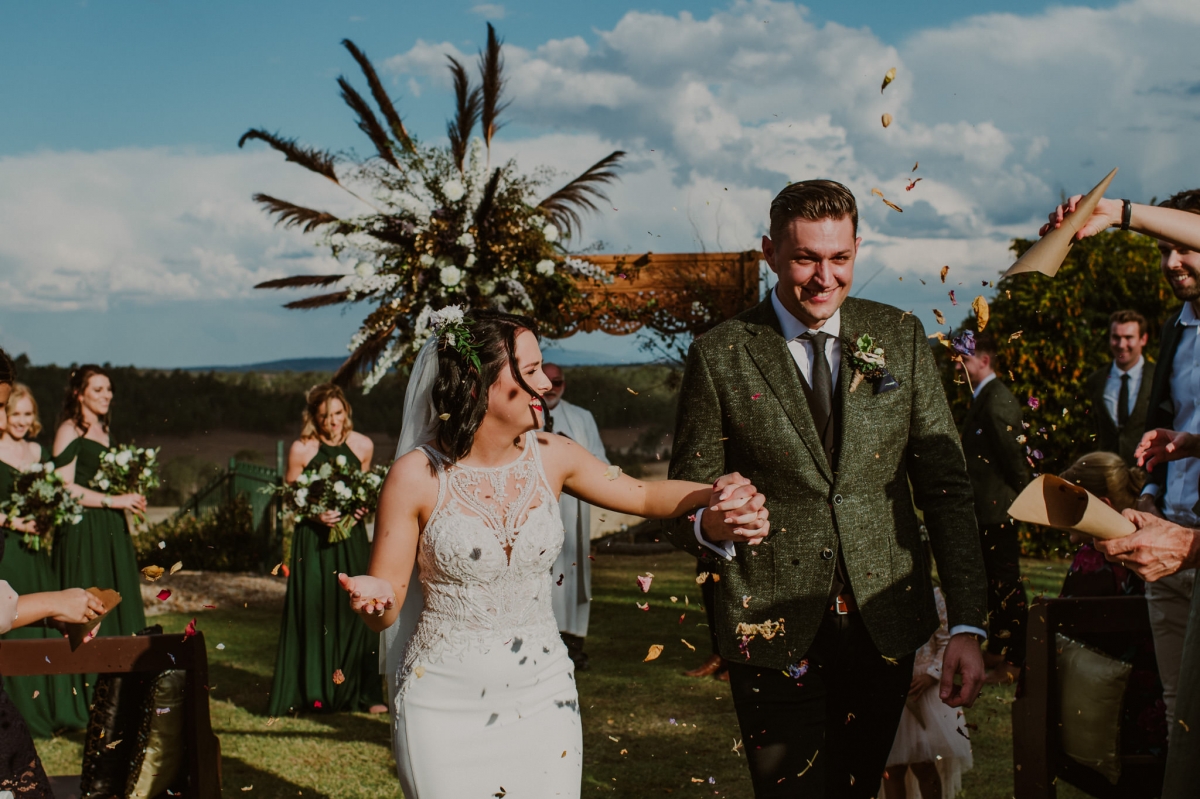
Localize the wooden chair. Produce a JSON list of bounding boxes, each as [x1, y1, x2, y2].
[[0, 632, 222, 799], [1013, 596, 1165, 798]]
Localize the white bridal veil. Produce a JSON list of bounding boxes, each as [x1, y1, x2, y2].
[[379, 336, 439, 707]]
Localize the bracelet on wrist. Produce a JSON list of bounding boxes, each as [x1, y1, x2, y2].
[[1121, 199, 1133, 231]]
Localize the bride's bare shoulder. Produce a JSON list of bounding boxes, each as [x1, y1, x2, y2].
[[387, 448, 442, 485]]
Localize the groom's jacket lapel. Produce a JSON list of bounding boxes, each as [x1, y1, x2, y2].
[[742, 301, 834, 485]]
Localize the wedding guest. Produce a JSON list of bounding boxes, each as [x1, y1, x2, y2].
[[268, 383, 386, 715], [0, 384, 90, 734], [0, 350, 107, 798], [1084, 311, 1155, 467], [52, 365, 147, 637], [1057, 453, 1167, 758], [956, 333, 1030, 684], [881, 578, 973, 799], [665, 180, 987, 799], [541, 362, 608, 671]]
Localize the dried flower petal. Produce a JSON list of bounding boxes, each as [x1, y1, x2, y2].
[[949, 290, 957, 306], [644, 644, 664, 662], [332, 669, 346, 685], [933, 309, 946, 325], [156, 589, 171, 601], [881, 113, 893, 128], [1009, 331, 1023, 341], [881, 67, 896, 93], [681, 639, 696, 651], [141, 565, 165, 582], [972, 296, 990, 331], [1028, 396, 1041, 410], [604, 465, 622, 481], [637, 573, 654, 593], [940, 265, 950, 283], [905, 178, 922, 191], [169, 561, 183, 575]]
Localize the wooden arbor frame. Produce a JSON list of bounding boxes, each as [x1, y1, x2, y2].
[[556, 250, 763, 339]]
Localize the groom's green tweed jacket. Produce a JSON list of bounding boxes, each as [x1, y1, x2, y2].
[[666, 296, 988, 669]]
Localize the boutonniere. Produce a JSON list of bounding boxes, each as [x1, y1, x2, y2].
[[850, 333, 892, 392]]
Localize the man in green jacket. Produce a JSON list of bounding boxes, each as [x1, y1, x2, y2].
[[666, 179, 987, 799], [956, 333, 1031, 684], [1083, 310, 1155, 467]]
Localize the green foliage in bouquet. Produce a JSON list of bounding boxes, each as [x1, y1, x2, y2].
[[940, 229, 1174, 556], [265, 454, 373, 543], [137, 497, 265, 572], [0, 462, 83, 552], [242, 25, 625, 390], [91, 445, 162, 496]]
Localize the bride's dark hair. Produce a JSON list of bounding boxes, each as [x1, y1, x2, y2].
[[432, 310, 542, 462]]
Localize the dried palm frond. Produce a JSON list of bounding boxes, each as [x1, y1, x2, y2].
[[478, 23, 509, 150], [283, 291, 352, 310], [338, 77, 400, 169], [334, 324, 396, 386], [473, 167, 503, 230], [255, 274, 346, 290], [446, 56, 482, 172], [342, 39, 416, 154], [238, 129, 339, 184], [537, 151, 626, 238], [251, 194, 341, 233]]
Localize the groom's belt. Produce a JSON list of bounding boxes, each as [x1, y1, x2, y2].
[[828, 593, 858, 615]]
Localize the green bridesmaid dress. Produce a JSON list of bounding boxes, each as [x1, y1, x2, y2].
[[52, 438, 147, 637], [268, 441, 383, 715], [0, 458, 89, 735]]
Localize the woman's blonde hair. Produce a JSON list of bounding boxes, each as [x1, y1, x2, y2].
[[300, 383, 353, 442], [5, 383, 43, 439], [1059, 452, 1146, 512]]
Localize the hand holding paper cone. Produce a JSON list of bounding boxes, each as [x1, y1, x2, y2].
[[1006, 475, 1135, 540], [1003, 167, 1118, 278]]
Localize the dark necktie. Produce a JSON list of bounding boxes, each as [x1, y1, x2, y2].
[[1117, 373, 1130, 428], [801, 331, 833, 431]]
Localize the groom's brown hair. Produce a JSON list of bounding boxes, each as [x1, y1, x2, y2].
[[769, 179, 858, 240]]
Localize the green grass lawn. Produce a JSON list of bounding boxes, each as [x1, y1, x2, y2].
[[34, 553, 1084, 798]]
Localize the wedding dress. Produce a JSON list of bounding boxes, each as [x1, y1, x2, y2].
[[393, 431, 582, 798]]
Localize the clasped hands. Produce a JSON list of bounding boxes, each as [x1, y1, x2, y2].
[[698, 472, 770, 546], [318, 507, 369, 527]]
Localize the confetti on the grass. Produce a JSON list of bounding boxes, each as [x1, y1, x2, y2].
[[216, 643, 225, 650], [626, 387, 639, 395], [682, 639, 696, 651], [940, 265, 950, 283], [972, 296, 990, 330], [141, 565, 164, 582], [637, 573, 654, 593], [169, 561, 183, 575], [332, 669, 346, 685], [157, 541, 166, 550], [644, 645, 664, 662], [156, 590, 171, 601], [636, 602, 649, 611], [183, 618, 197, 639], [241, 787, 253, 792], [881, 67, 896, 93]]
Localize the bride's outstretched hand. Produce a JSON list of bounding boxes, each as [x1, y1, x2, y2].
[[339, 573, 396, 618]]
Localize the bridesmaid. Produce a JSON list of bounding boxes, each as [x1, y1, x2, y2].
[[0, 384, 89, 734], [52, 365, 147, 636], [268, 383, 385, 715]]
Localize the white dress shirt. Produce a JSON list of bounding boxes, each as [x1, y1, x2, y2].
[[1102, 355, 1145, 427], [1142, 304, 1200, 526], [972, 372, 996, 400], [690, 289, 985, 638]]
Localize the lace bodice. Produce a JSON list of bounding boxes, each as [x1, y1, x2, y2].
[[399, 433, 565, 686]]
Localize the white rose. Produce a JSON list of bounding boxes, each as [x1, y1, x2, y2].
[[440, 265, 463, 287], [116, 450, 132, 467], [297, 473, 310, 486], [457, 232, 475, 249], [336, 454, 347, 467], [98, 478, 110, 491], [295, 488, 308, 508], [333, 480, 347, 493], [465, 253, 477, 268], [145, 450, 155, 461], [543, 223, 559, 242], [419, 253, 436, 267], [104, 453, 116, 463], [535, 259, 556, 276], [443, 180, 465, 202], [355, 261, 376, 278]]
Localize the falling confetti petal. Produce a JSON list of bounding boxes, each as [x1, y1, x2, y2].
[[695, 571, 710, 585], [183, 618, 198, 639], [906, 178, 923, 191], [644, 644, 664, 662], [637, 574, 654, 593], [972, 296, 990, 330], [750, 392, 763, 400], [949, 290, 957, 306], [871, 187, 885, 199], [604, 465, 622, 481], [332, 669, 346, 685], [912, 161, 919, 172], [626, 387, 639, 395], [682, 639, 696, 651], [141, 565, 164, 582], [1009, 331, 1023, 341], [882, 198, 903, 213], [281, 565, 291, 577], [106, 739, 123, 750], [169, 561, 183, 575], [940, 265, 950, 283], [156, 590, 171, 601], [933, 309, 946, 325], [271, 562, 282, 576], [438, 413, 450, 421], [881, 113, 893, 128], [881, 67, 896, 93], [636, 602, 650, 611], [1028, 396, 1041, 410]]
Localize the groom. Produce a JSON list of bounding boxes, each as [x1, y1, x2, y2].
[[667, 180, 987, 798]]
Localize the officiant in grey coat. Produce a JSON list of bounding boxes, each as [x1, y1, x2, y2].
[[541, 363, 609, 671], [666, 179, 988, 799]]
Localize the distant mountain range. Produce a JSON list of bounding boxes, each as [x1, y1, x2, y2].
[[187, 348, 637, 373]]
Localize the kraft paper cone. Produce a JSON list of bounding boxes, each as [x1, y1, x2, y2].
[[1006, 475, 1135, 540], [1003, 167, 1119, 278], [65, 588, 122, 650]]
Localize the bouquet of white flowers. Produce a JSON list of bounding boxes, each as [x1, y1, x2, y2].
[[91, 445, 161, 497], [0, 461, 84, 552], [267, 454, 370, 543], [352, 464, 390, 514]]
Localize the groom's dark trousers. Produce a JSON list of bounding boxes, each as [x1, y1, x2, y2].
[[666, 296, 987, 799]]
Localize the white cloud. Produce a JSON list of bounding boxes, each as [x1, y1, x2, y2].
[[470, 4, 506, 20]]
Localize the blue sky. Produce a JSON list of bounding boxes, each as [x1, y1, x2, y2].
[[3, 0, 1197, 368]]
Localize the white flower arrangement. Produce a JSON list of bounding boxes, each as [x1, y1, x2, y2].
[[264, 461, 390, 543], [440, 265, 463, 287], [535, 259, 556, 276], [0, 462, 84, 552], [91, 445, 161, 497]]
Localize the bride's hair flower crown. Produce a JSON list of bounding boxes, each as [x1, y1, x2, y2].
[[429, 306, 482, 372]]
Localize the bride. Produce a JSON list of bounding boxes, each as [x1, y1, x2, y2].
[[340, 308, 769, 798]]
